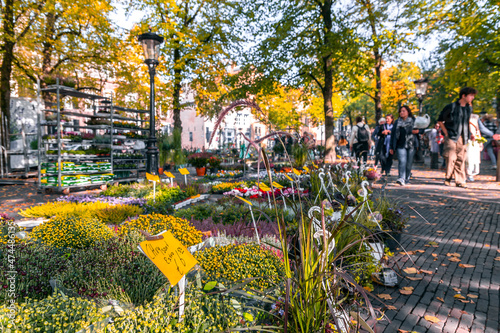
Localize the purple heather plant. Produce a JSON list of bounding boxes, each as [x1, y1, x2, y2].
[[57, 195, 146, 206], [190, 217, 280, 239]]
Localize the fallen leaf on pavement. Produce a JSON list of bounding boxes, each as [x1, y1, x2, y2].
[[454, 294, 466, 299], [424, 315, 440, 323], [399, 286, 414, 295], [436, 297, 444, 302], [453, 239, 462, 242], [458, 264, 475, 268], [416, 249, 425, 253], [453, 287, 461, 292], [441, 264, 448, 266], [407, 276, 423, 281], [428, 241, 439, 246], [494, 257, 500, 261], [460, 299, 470, 303], [431, 253, 438, 257], [420, 269, 433, 275], [467, 294, 478, 299], [377, 294, 392, 300], [447, 253, 460, 257], [485, 244, 490, 247], [448, 257, 461, 262], [482, 230, 488, 232], [436, 230, 444, 233], [403, 267, 418, 274], [387, 305, 397, 310]]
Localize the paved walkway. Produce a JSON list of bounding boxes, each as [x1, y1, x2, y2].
[[371, 161, 500, 333]]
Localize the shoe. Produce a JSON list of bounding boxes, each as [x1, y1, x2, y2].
[[444, 179, 451, 186], [468, 176, 475, 182], [396, 179, 404, 186], [492, 165, 497, 170], [405, 179, 410, 185], [456, 183, 468, 188]]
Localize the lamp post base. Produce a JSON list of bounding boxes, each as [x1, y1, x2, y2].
[[146, 138, 159, 175]]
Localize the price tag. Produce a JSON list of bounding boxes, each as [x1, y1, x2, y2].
[[146, 172, 160, 182], [235, 195, 252, 206], [139, 231, 198, 286], [178, 168, 190, 175], [284, 174, 294, 182], [164, 172, 175, 178], [272, 181, 283, 189], [258, 183, 271, 192], [293, 168, 301, 176], [303, 166, 310, 172]]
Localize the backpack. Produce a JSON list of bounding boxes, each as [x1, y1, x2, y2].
[[356, 125, 369, 143]]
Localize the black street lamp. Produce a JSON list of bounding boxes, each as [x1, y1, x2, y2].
[[414, 78, 429, 115], [138, 30, 164, 175]]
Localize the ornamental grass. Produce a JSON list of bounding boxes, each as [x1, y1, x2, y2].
[[118, 213, 202, 248], [195, 244, 284, 291], [30, 215, 114, 249]]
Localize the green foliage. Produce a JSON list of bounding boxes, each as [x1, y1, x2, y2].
[[375, 197, 409, 232], [195, 244, 284, 290], [292, 143, 308, 168], [0, 294, 108, 332], [0, 242, 69, 301], [31, 215, 114, 249], [101, 183, 152, 198], [144, 186, 189, 214]]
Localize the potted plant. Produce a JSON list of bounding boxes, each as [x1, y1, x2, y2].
[[207, 155, 221, 174], [188, 152, 210, 176], [377, 198, 408, 251]]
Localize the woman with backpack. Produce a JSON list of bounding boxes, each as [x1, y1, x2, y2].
[[390, 106, 418, 186], [349, 116, 371, 163]]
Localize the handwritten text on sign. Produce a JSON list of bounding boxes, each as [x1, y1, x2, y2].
[[139, 231, 197, 286]]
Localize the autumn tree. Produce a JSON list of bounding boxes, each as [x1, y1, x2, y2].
[[349, 0, 416, 121], [13, 0, 119, 101], [413, 0, 500, 118], [0, 0, 44, 156], [130, 0, 240, 135], [236, 0, 362, 163]]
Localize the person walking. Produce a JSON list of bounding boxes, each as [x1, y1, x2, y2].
[[466, 114, 483, 181], [349, 116, 371, 163], [390, 106, 417, 185], [426, 123, 441, 170], [374, 114, 394, 176], [437, 87, 477, 188], [372, 117, 386, 166], [480, 113, 498, 169]]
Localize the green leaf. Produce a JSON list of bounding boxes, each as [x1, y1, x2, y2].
[[203, 281, 217, 291]]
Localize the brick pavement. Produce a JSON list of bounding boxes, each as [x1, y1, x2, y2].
[[371, 161, 500, 333]]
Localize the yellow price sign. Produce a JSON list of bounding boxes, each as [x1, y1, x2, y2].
[[164, 171, 175, 178], [312, 162, 319, 169], [235, 195, 253, 206], [139, 231, 198, 286], [258, 183, 271, 192], [146, 172, 160, 182], [178, 168, 190, 175], [303, 166, 310, 172], [190, 194, 201, 199], [284, 174, 294, 182], [292, 168, 301, 176], [272, 181, 283, 189]]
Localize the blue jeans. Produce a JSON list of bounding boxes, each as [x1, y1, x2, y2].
[[397, 147, 415, 182]]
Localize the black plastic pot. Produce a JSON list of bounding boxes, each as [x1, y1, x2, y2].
[[384, 232, 402, 252]]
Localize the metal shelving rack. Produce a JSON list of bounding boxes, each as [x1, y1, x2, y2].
[[37, 81, 149, 193], [107, 105, 148, 183]]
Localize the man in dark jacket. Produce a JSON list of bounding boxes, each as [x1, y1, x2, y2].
[[437, 87, 477, 187]]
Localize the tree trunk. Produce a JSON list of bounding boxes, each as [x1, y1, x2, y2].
[[497, 87, 500, 123], [0, 0, 15, 162], [172, 46, 183, 134], [321, 0, 336, 163], [41, 12, 56, 103], [374, 49, 383, 121]]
